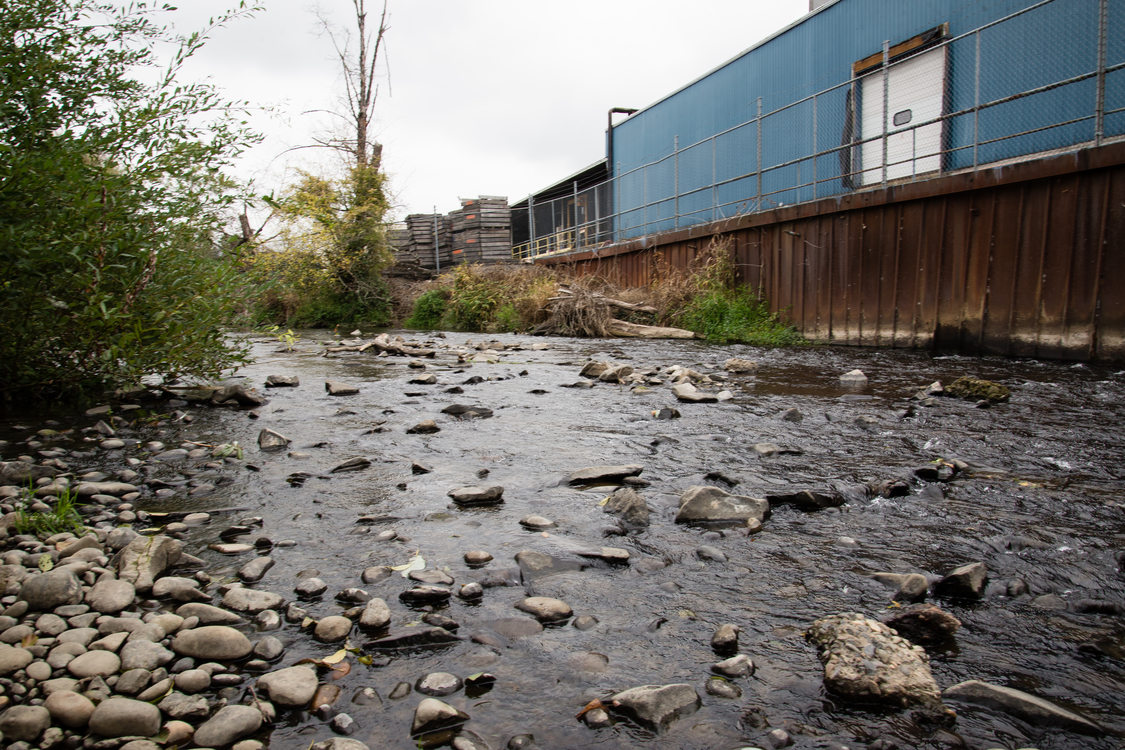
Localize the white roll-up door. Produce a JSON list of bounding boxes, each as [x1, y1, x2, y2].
[[859, 44, 947, 185]]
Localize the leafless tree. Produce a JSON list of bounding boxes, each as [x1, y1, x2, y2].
[[318, 0, 389, 169]]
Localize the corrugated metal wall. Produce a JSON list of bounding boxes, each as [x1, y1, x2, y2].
[[540, 142, 1125, 361], [610, 0, 1124, 238]]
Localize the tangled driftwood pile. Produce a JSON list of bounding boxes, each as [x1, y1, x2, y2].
[[533, 285, 697, 339]]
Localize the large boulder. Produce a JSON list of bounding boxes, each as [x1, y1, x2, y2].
[[675, 486, 769, 525], [609, 683, 701, 730], [805, 612, 943, 708], [114, 535, 183, 593]]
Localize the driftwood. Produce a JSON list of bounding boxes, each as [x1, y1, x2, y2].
[[554, 285, 657, 315], [536, 285, 697, 339], [325, 333, 435, 357], [606, 319, 699, 339]]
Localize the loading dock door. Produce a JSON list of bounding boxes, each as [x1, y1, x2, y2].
[[859, 44, 947, 185]]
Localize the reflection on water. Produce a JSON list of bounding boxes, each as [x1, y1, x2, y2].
[[5, 330, 1123, 749]]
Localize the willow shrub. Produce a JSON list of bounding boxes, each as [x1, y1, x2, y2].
[[0, 0, 261, 403]]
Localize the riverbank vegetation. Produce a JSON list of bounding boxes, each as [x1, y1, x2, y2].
[[0, 0, 261, 404], [401, 239, 807, 346]]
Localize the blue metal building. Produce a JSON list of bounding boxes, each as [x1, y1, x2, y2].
[[599, 0, 1123, 240]]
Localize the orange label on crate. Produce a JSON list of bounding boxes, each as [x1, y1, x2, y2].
[[452, 249, 462, 254]]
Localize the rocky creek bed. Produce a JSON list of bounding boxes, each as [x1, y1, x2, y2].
[[0, 330, 1122, 750]]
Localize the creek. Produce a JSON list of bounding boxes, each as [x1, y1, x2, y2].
[[4, 330, 1123, 750]]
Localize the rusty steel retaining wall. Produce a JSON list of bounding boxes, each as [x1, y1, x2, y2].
[[537, 141, 1125, 362]]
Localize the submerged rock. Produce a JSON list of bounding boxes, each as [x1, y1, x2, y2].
[[943, 680, 1102, 734], [767, 489, 843, 511], [805, 612, 943, 708], [882, 603, 961, 645], [944, 376, 1010, 403], [602, 487, 650, 528], [871, 572, 929, 603]]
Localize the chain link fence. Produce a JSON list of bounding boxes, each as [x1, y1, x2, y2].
[[512, 0, 1122, 260]]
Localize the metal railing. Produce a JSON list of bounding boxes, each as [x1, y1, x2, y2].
[[512, 0, 1122, 261]]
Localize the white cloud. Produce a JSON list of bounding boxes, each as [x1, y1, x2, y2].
[[141, 0, 810, 217]]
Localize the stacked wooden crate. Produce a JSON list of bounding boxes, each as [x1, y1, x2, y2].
[[450, 196, 512, 264], [390, 213, 453, 270]]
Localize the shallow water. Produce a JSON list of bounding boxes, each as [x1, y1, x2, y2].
[[6, 331, 1125, 749]]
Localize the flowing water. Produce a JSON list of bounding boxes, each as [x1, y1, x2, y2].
[[5, 331, 1124, 749]]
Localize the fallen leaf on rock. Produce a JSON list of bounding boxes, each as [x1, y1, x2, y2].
[[390, 552, 425, 577]]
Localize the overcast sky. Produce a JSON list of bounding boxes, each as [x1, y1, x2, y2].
[[165, 1, 811, 219]]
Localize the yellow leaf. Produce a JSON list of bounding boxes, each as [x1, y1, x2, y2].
[[322, 649, 348, 665]]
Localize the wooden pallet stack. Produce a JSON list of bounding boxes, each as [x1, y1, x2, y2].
[[450, 196, 512, 264], [390, 213, 453, 270]]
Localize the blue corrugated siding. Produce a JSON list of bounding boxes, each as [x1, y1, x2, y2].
[[611, 0, 1121, 238]]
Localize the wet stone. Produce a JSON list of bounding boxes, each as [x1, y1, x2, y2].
[[705, 676, 743, 698], [567, 465, 644, 485], [239, 556, 275, 583], [257, 665, 318, 707], [416, 671, 463, 696], [712, 653, 755, 677], [610, 683, 701, 731], [315, 615, 353, 642], [519, 514, 554, 530], [326, 380, 359, 396], [516, 596, 572, 623], [882, 603, 962, 645], [933, 562, 988, 599], [400, 586, 452, 605], [362, 566, 393, 584], [464, 550, 492, 566], [409, 570, 454, 586], [296, 577, 329, 598], [448, 485, 504, 506]]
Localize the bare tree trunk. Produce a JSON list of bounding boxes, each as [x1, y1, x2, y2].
[[350, 0, 388, 168]]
